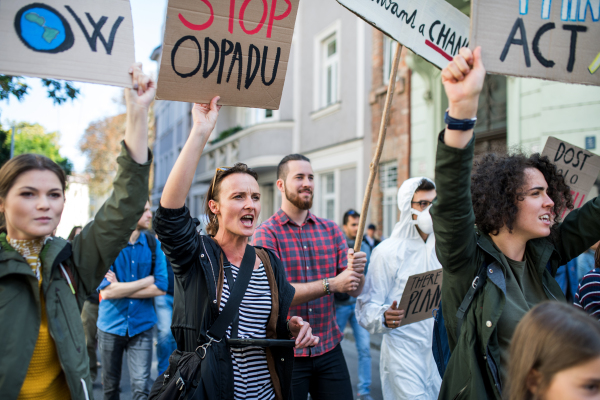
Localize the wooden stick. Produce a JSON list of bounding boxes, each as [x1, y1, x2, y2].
[[354, 42, 403, 254]]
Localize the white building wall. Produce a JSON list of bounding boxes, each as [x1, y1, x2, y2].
[[56, 174, 90, 239]]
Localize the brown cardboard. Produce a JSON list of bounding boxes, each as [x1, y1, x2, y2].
[[471, 0, 600, 86], [0, 0, 135, 88], [541, 137, 600, 219], [397, 268, 443, 327], [337, 0, 470, 70], [156, 0, 299, 110]]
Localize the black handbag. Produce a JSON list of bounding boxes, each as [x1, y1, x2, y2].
[[149, 245, 256, 400]]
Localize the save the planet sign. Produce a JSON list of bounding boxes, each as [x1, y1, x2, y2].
[[471, 0, 600, 86], [156, 0, 300, 110], [0, 0, 135, 88]]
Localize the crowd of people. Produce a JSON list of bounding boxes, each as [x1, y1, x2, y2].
[[2, 47, 600, 400]]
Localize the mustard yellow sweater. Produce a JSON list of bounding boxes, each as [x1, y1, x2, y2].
[[9, 237, 71, 400]]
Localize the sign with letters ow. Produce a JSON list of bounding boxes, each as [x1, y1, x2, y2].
[[397, 268, 442, 327], [0, 0, 135, 87], [471, 0, 600, 86], [542, 137, 600, 219], [156, 0, 299, 110], [336, 0, 470, 69]]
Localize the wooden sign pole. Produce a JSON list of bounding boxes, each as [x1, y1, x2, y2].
[[354, 42, 403, 253]]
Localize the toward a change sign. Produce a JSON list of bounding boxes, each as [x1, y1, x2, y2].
[[397, 268, 442, 327], [0, 0, 135, 87], [542, 137, 600, 219], [337, 0, 470, 69], [157, 0, 299, 110], [471, 0, 600, 86]]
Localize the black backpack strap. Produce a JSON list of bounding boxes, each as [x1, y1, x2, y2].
[[455, 257, 493, 339], [223, 264, 241, 339], [144, 231, 157, 276], [207, 245, 255, 340]]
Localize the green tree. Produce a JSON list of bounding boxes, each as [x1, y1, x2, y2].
[[1, 122, 73, 175], [0, 75, 79, 109]]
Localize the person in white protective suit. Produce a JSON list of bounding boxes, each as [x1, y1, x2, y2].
[[356, 177, 442, 400]]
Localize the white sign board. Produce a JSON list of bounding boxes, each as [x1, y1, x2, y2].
[[337, 0, 470, 69]]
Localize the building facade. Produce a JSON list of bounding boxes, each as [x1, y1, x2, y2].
[[151, 0, 373, 229]]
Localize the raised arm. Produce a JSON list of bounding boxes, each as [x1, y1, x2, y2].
[[124, 63, 156, 163], [71, 64, 154, 296], [430, 47, 486, 274], [160, 97, 221, 209]]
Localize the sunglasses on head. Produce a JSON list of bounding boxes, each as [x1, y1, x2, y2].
[[210, 166, 230, 193]]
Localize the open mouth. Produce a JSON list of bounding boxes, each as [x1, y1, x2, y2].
[[241, 215, 254, 227], [539, 215, 551, 224]]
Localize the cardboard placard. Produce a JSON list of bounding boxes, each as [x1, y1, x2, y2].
[[0, 0, 135, 88], [397, 268, 443, 327], [471, 0, 600, 86], [156, 0, 299, 110], [336, 0, 470, 70], [542, 137, 600, 219]]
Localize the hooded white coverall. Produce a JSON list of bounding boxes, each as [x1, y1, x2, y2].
[[356, 177, 442, 400]]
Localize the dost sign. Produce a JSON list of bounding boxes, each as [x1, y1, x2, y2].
[[157, 0, 299, 110]]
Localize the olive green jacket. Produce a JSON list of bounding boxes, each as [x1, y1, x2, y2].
[[0, 143, 151, 400], [430, 134, 600, 400]]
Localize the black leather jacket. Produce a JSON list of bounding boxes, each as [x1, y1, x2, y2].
[[153, 205, 296, 399]]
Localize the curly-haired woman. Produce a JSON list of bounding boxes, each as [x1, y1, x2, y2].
[[431, 47, 600, 400]]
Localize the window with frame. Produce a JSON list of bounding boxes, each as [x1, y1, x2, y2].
[[380, 161, 398, 238], [320, 33, 339, 108], [383, 36, 398, 84], [321, 172, 336, 221], [244, 108, 279, 127]]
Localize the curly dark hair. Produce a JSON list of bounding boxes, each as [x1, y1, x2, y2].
[[471, 152, 573, 237]]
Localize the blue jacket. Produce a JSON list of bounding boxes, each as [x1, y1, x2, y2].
[[97, 232, 168, 336], [555, 249, 596, 301]]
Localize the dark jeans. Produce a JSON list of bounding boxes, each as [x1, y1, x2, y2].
[[81, 300, 99, 381], [98, 328, 153, 400], [292, 344, 353, 400]]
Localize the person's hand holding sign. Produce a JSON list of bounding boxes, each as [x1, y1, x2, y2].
[[191, 96, 222, 142], [441, 46, 486, 150], [347, 248, 367, 274], [384, 301, 405, 329]]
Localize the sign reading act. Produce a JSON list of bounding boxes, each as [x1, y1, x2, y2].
[[157, 0, 299, 110], [0, 0, 135, 88], [471, 0, 600, 86]]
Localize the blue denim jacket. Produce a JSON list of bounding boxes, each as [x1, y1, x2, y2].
[[97, 233, 168, 336]]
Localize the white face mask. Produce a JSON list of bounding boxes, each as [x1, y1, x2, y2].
[[411, 207, 434, 235]]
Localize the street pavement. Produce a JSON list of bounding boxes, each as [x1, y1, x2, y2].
[[92, 331, 384, 400]]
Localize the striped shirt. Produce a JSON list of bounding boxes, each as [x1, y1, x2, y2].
[[575, 268, 600, 319], [220, 263, 275, 400]]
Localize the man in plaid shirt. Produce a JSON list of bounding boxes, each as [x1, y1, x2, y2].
[[254, 154, 367, 400]]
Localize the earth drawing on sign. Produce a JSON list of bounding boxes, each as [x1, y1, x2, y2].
[[14, 3, 74, 54]]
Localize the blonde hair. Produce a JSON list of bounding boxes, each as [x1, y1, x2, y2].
[[506, 301, 600, 400]]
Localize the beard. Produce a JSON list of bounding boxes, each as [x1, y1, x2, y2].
[[285, 186, 313, 210]]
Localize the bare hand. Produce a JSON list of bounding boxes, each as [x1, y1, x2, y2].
[[384, 301, 405, 329], [191, 96, 222, 139], [441, 47, 486, 119], [330, 269, 363, 294], [126, 62, 156, 110], [288, 316, 320, 349], [347, 248, 366, 274], [105, 270, 118, 283]]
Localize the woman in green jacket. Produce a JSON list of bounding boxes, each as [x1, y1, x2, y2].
[[431, 47, 600, 400], [0, 64, 154, 400]]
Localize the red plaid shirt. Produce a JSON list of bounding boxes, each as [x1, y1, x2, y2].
[[253, 209, 348, 357]]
